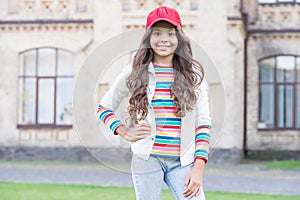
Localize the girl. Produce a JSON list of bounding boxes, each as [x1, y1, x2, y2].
[[97, 6, 212, 200]]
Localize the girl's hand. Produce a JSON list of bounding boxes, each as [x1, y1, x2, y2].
[[183, 159, 205, 199], [117, 123, 151, 142]]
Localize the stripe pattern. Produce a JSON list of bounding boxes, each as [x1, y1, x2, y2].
[[96, 64, 212, 163], [97, 105, 124, 135], [150, 65, 182, 158], [194, 125, 211, 163]]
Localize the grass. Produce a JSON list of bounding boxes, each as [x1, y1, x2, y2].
[[265, 160, 300, 171], [0, 182, 299, 200], [0, 160, 130, 171]]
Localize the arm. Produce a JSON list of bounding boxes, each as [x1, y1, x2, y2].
[[183, 78, 212, 198], [194, 78, 212, 163], [97, 65, 132, 135], [97, 105, 126, 135], [97, 65, 152, 141], [194, 125, 211, 163]]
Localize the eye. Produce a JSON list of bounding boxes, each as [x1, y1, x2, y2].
[[168, 32, 176, 36], [152, 31, 160, 36]]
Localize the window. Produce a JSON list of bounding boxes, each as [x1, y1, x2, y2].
[[258, 55, 300, 130], [76, 0, 87, 12], [18, 48, 74, 129], [8, 0, 20, 14], [122, 0, 130, 11], [190, 0, 198, 10]]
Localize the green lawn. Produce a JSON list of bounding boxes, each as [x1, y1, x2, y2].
[[265, 160, 300, 171], [0, 182, 299, 200]]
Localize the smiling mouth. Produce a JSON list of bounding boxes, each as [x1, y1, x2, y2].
[[157, 45, 171, 51], [157, 45, 171, 48]]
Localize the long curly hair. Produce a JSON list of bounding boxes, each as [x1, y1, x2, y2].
[[126, 27, 205, 123]]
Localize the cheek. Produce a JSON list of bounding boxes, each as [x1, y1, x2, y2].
[[172, 38, 179, 48], [149, 37, 156, 48], [150, 36, 159, 44]]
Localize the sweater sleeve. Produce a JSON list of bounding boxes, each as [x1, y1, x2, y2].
[[194, 125, 211, 163], [97, 104, 125, 135], [96, 64, 132, 135], [194, 77, 212, 163]]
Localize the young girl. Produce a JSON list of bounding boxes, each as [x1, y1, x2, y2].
[[97, 6, 212, 200]]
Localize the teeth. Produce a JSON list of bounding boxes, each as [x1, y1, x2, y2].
[[158, 45, 170, 48]]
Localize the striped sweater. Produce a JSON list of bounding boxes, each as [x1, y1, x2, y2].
[[97, 65, 211, 163], [150, 65, 181, 158]]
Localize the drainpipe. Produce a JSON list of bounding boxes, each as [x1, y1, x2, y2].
[[241, 0, 249, 159]]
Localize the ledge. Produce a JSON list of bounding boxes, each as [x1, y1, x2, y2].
[[0, 19, 93, 25], [248, 28, 300, 34], [17, 124, 72, 130]]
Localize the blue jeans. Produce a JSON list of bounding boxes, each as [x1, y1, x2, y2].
[[131, 155, 206, 200]]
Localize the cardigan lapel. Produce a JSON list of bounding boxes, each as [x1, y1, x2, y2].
[[180, 110, 196, 156]]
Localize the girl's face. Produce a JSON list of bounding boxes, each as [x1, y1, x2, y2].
[[150, 21, 178, 61]]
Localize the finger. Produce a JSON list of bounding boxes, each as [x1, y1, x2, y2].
[[126, 129, 150, 137], [187, 186, 199, 199], [137, 125, 152, 131], [140, 122, 151, 125], [136, 130, 151, 136], [183, 180, 198, 197], [137, 129, 151, 134], [138, 123, 151, 128], [196, 187, 202, 197], [183, 175, 190, 190], [184, 184, 197, 198], [135, 128, 150, 134], [131, 134, 150, 141], [126, 132, 150, 142], [136, 123, 151, 129], [183, 188, 193, 198], [135, 135, 149, 140], [125, 134, 136, 141], [183, 182, 194, 196]]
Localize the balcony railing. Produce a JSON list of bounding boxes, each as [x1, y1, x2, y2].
[[5, 0, 91, 21], [250, 2, 300, 29], [122, 0, 199, 12]]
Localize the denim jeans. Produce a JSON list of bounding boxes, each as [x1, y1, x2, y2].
[[131, 154, 206, 200]]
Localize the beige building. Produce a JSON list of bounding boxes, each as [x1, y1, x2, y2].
[[0, 0, 299, 163]]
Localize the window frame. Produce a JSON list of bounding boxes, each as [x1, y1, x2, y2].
[[258, 0, 300, 5], [17, 47, 73, 129], [8, 0, 20, 14], [76, 0, 87, 12], [258, 54, 300, 130]]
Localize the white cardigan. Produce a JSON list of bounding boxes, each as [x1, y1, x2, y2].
[[99, 63, 212, 166]]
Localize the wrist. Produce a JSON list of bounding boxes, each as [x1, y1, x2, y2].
[[194, 158, 205, 169], [115, 125, 128, 138]]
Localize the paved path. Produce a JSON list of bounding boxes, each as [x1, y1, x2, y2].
[[0, 161, 299, 196]]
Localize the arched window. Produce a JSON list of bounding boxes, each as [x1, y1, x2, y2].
[[18, 47, 73, 129], [258, 55, 300, 130]]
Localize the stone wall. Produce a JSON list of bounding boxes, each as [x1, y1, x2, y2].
[[2, 0, 299, 163], [246, 2, 300, 154]]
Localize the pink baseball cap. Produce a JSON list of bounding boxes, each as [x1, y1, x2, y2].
[[146, 6, 182, 28]]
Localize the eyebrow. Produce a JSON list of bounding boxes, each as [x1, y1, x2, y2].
[[152, 27, 175, 31]]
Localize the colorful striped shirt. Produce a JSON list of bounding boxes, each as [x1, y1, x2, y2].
[[97, 65, 212, 163], [150, 65, 182, 158]]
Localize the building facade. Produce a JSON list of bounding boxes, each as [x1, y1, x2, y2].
[[0, 0, 299, 163]]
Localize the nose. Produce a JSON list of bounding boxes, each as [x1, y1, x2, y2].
[[159, 34, 168, 43]]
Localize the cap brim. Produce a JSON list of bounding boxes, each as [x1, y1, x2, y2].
[[147, 18, 180, 28]]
